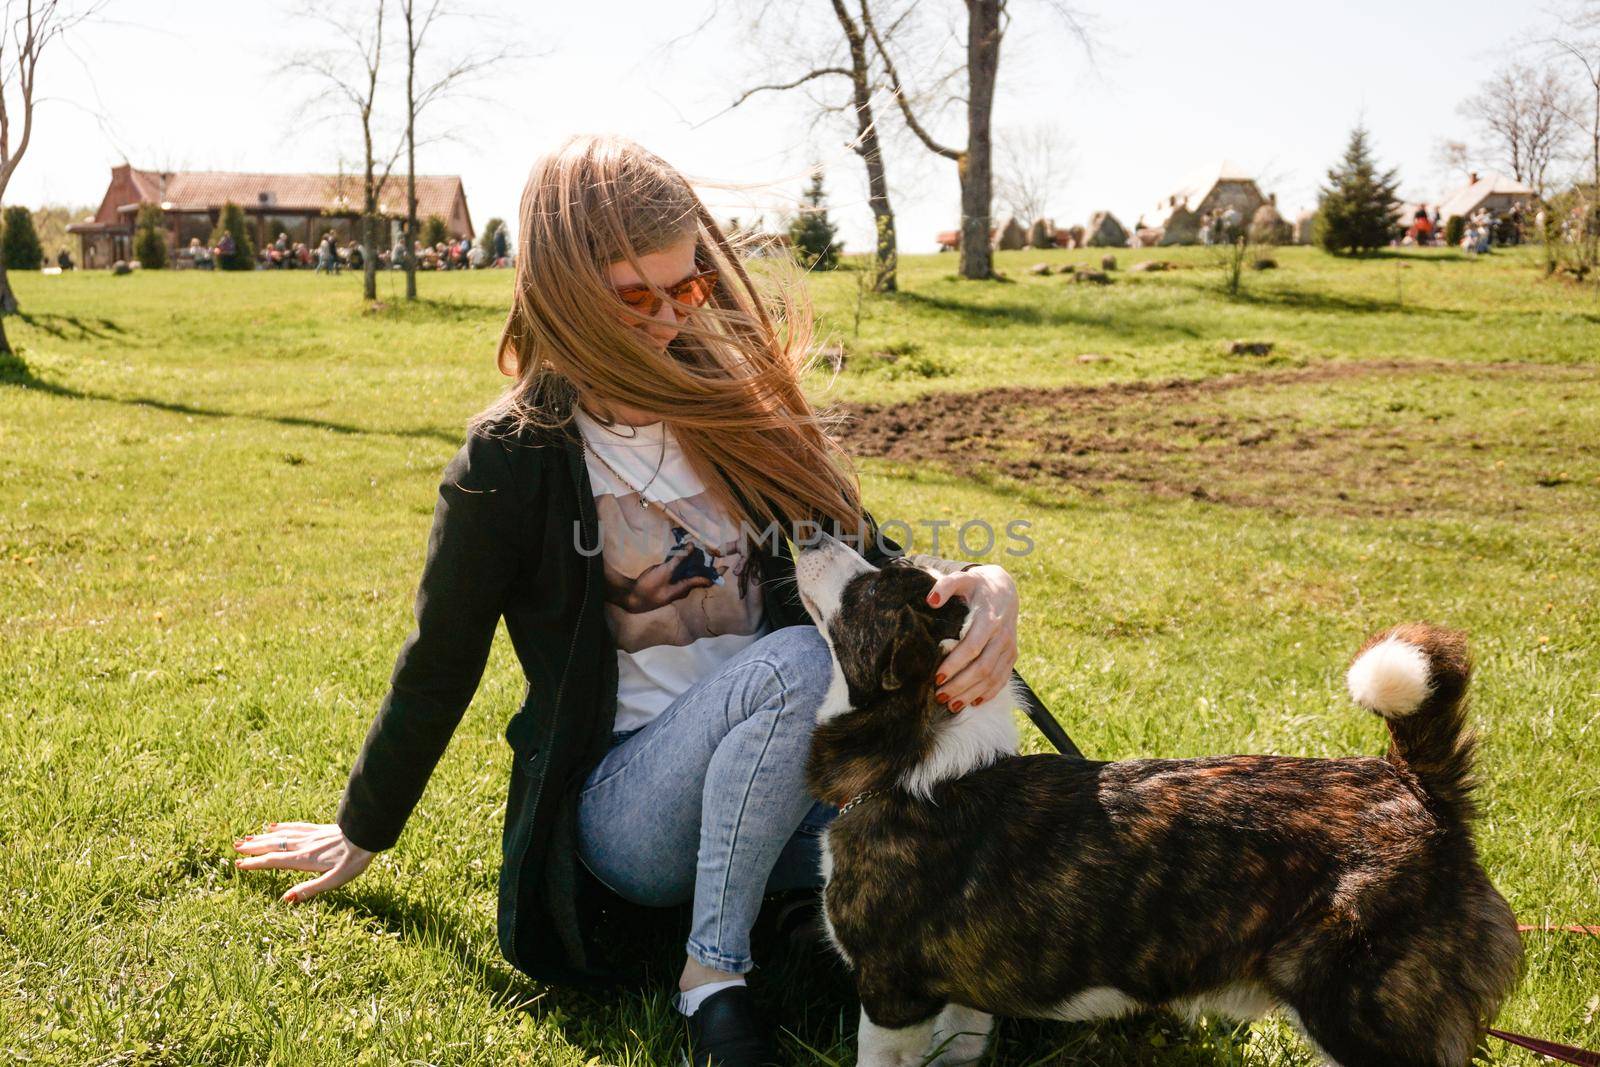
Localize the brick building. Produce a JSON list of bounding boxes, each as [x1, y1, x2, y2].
[[66, 164, 473, 268]]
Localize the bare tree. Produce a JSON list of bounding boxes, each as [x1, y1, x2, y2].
[[399, 1, 512, 301], [0, 0, 99, 352], [292, 0, 403, 303], [1432, 138, 1477, 189], [868, 0, 1091, 280], [994, 122, 1072, 227], [1552, 6, 1600, 190], [724, 0, 903, 292], [1545, 3, 1600, 272], [866, 0, 994, 279], [1460, 63, 1578, 200]]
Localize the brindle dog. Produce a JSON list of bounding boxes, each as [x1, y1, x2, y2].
[[793, 534, 1521, 1067]]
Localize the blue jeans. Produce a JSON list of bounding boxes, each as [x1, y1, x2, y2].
[[575, 624, 838, 974]]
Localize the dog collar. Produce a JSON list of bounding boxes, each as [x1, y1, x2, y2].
[[837, 789, 882, 816]]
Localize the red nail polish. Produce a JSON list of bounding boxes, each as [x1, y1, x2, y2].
[[928, 594, 941, 606], [936, 692, 949, 704], [951, 701, 965, 712], [935, 673, 947, 685], [972, 698, 983, 706]]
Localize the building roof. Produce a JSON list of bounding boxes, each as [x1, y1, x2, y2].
[[129, 168, 464, 217], [67, 165, 468, 230], [1436, 172, 1534, 222], [1159, 160, 1260, 214]]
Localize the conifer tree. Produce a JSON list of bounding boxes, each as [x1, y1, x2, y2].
[[1315, 125, 1401, 254], [788, 171, 840, 271], [480, 217, 506, 254], [133, 204, 168, 269], [422, 214, 448, 247], [209, 202, 257, 271], [1, 206, 44, 271]]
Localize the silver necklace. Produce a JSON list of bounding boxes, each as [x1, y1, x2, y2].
[[581, 420, 668, 508]]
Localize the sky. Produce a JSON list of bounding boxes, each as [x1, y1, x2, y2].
[[12, 0, 1574, 254]]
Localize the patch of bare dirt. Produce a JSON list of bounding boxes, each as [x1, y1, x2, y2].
[[832, 361, 1597, 518]]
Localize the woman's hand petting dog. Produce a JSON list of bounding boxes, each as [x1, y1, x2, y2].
[[927, 564, 1019, 712], [232, 821, 374, 903]]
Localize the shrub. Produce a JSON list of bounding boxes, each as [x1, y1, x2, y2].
[[133, 204, 167, 269], [1316, 125, 1401, 254], [1541, 186, 1599, 280], [422, 214, 448, 247], [209, 202, 256, 270], [880, 352, 953, 380], [2, 205, 44, 270], [1444, 215, 1465, 248]]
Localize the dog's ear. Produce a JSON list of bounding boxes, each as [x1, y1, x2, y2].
[[881, 636, 915, 692], [881, 604, 942, 691]]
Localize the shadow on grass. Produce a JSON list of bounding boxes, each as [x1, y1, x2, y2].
[[1324, 248, 1472, 263], [304, 880, 1277, 1066], [362, 294, 506, 323], [1, 350, 459, 445], [1227, 286, 1472, 317], [15, 311, 127, 340], [890, 290, 1205, 341]]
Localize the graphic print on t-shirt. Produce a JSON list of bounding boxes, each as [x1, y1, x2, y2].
[[576, 410, 767, 732]]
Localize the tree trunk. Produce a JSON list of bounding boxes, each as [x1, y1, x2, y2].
[[856, 94, 899, 292], [836, 0, 897, 292], [872, 203, 898, 293], [404, 182, 416, 301], [0, 262, 14, 355], [363, 214, 379, 301], [958, 0, 1002, 280], [404, 23, 418, 302]]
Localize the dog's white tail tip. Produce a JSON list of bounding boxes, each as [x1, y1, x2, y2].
[[1347, 636, 1432, 719]]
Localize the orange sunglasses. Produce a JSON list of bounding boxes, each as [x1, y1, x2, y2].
[[612, 268, 719, 318]]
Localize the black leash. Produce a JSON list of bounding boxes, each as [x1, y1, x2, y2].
[[1010, 670, 1082, 759], [1013, 672, 1599, 1065]]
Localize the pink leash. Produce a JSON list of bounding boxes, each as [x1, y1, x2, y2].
[[1519, 923, 1600, 937], [1488, 1028, 1600, 1066]]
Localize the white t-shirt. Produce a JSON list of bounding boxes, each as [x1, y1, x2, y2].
[[575, 409, 768, 733]]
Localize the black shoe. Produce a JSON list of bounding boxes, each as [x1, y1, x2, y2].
[[772, 896, 831, 959], [682, 985, 780, 1067]]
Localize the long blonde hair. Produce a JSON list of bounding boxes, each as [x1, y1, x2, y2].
[[475, 133, 863, 540]]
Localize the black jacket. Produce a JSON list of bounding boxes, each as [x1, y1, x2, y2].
[[334, 393, 943, 982]]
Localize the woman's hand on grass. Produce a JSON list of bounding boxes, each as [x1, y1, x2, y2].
[[232, 821, 374, 904], [927, 564, 1019, 713]]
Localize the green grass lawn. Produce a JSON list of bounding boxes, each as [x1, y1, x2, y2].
[[2, 249, 1597, 1065]]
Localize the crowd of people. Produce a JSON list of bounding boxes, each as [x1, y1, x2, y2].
[[1401, 203, 1530, 252], [243, 231, 364, 271], [384, 235, 509, 270], [173, 225, 512, 271]]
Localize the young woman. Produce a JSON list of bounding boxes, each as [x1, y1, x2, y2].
[[233, 134, 1021, 1066]]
